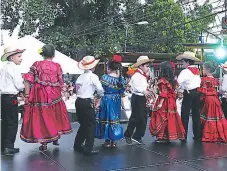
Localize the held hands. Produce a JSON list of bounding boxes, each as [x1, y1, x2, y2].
[[156, 103, 163, 110]]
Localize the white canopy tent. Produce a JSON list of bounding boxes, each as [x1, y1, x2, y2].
[[0, 36, 83, 74]]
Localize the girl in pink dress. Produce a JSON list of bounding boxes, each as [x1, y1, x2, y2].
[[20, 45, 72, 151]]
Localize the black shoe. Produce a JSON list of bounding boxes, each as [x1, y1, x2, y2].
[[3, 148, 20, 155], [132, 138, 143, 145], [74, 146, 83, 153], [83, 150, 99, 156], [180, 139, 187, 143], [124, 136, 132, 145], [193, 137, 201, 141]]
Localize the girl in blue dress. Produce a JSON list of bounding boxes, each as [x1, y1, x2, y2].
[[95, 55, 126, 148]]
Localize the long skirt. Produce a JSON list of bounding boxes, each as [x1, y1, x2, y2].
[[150, 96, 185, 140], [200, 95, 227, 142], [95, 94, 123, 141], [20, 84, 72, 143]]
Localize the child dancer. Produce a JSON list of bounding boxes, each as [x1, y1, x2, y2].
[[221, 61, 227, 119], [150, 61, 185, 143], [198, 61, 227, 142]]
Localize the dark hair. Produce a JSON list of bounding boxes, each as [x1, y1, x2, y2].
[[203, 61, 215, 74], [40, 44, 55, 58], [183, 59, 195, 65], [159, 61, 175, 88], [107, 60, 123, 89]]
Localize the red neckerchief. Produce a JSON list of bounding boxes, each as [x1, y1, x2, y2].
[[187, 66, 200, 75], [135, 69, 148, 80]]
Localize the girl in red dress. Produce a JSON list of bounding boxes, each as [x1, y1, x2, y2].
[[20, 45, 72, 151], [150, 61, 185, 143], [198, 61, 227, 142]]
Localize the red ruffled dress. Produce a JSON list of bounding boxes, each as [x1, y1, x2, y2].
[[198, 76, 227, 142], [20, 60, 72, 143], [149, 78, 185, 140]]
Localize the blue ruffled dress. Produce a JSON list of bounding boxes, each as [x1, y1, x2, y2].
[[95, 74, 126, 141]]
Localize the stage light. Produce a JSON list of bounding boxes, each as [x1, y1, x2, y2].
[[215, 46, 227, 59]]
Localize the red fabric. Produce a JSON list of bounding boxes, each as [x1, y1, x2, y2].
[[21, 60, 72, 143], [135, 69, 148, 80], [170, 62, 175, 71], [113, 55, 122, 63], [187, 66, 200, 75], [198, 76, 227, 142], [149, 78, 185, 140]]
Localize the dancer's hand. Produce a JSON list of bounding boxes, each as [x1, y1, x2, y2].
[[156, 103, 162, 109]]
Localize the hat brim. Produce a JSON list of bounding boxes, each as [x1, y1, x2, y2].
[[133, 59, 155, 68], [78, 59, 100, 70], [221, 64, 227, 71], [1, 49, 25, 62], [176, 54, 201, 62]]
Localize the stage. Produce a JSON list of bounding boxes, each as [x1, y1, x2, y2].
[[1, 120, 227, 171]]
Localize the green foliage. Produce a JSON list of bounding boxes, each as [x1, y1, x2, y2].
[[1, 0, 216, 58]]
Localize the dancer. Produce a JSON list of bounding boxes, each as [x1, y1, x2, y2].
[[96, 55, 126, 148], [150, 61, 185, 143], [176, 52, 202, 142], [221, 62, 227, 119], [124, 56, 154, 145], [198, 61, 227, 142], [20, 45, 72, 151], [74, 56, 104, 155], [0, 46, 25, 154]]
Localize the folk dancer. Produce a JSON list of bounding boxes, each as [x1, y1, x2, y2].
[[176, 51, 202, 142], [0, 46, 25, 154], [124, 56, 154, 145], [95, 55, 127, 148], [20, 45, 72, 151], [198, 61, 227, 142], [74, 56, 104, 155], [149, 61, 185, 143], [221, 61, 227, 119]]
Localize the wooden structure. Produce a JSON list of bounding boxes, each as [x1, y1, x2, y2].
[[95, 52, 198, 77]]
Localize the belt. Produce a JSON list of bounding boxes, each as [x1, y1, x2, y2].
[[1, 94, 17, 97], [77, 97, 92, 100]]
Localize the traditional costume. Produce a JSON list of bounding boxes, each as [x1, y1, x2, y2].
[[124, 56, 154, 144], [221, 62, 227, 119], [20, 47, 72, 150], [74, 56, 104, 155], [149, 78, 185, 142], [95, 55, 126, 147], [0, 46, 25, 155], [198, 76, 227, 142], [176, 51, 202, 141]]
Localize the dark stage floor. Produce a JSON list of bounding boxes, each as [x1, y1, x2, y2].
[[1, 120, 227, 171]]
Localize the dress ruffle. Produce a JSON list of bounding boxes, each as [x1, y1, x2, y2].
[[20, 60, 72, 143], [96, 74, 126, 141], [150, 78, 185, 140]]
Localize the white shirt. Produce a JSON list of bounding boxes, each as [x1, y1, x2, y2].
[[0, 62, 24, 94], [76, 70, 104, 99], [130, 69, 148, 96], [177, 65, 201, 91], [221, 74, 227, 98]]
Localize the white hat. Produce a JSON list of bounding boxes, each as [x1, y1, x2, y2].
[[176, 51, 201, 62], [133, 56, 154, 68], [1, 46, 25, 62], [222, 61, 227, 71], [78, 56, 100, 70]]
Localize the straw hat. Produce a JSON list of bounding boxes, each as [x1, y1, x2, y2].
[[222, 61, 227, 71], [1, 46, 25, 62], [176, 51, 201, 62], [133, 56, 154, 68], [78, 56, 100, 70]]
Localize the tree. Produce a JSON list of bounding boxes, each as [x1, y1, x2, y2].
[[1, 0, 216, 58]]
